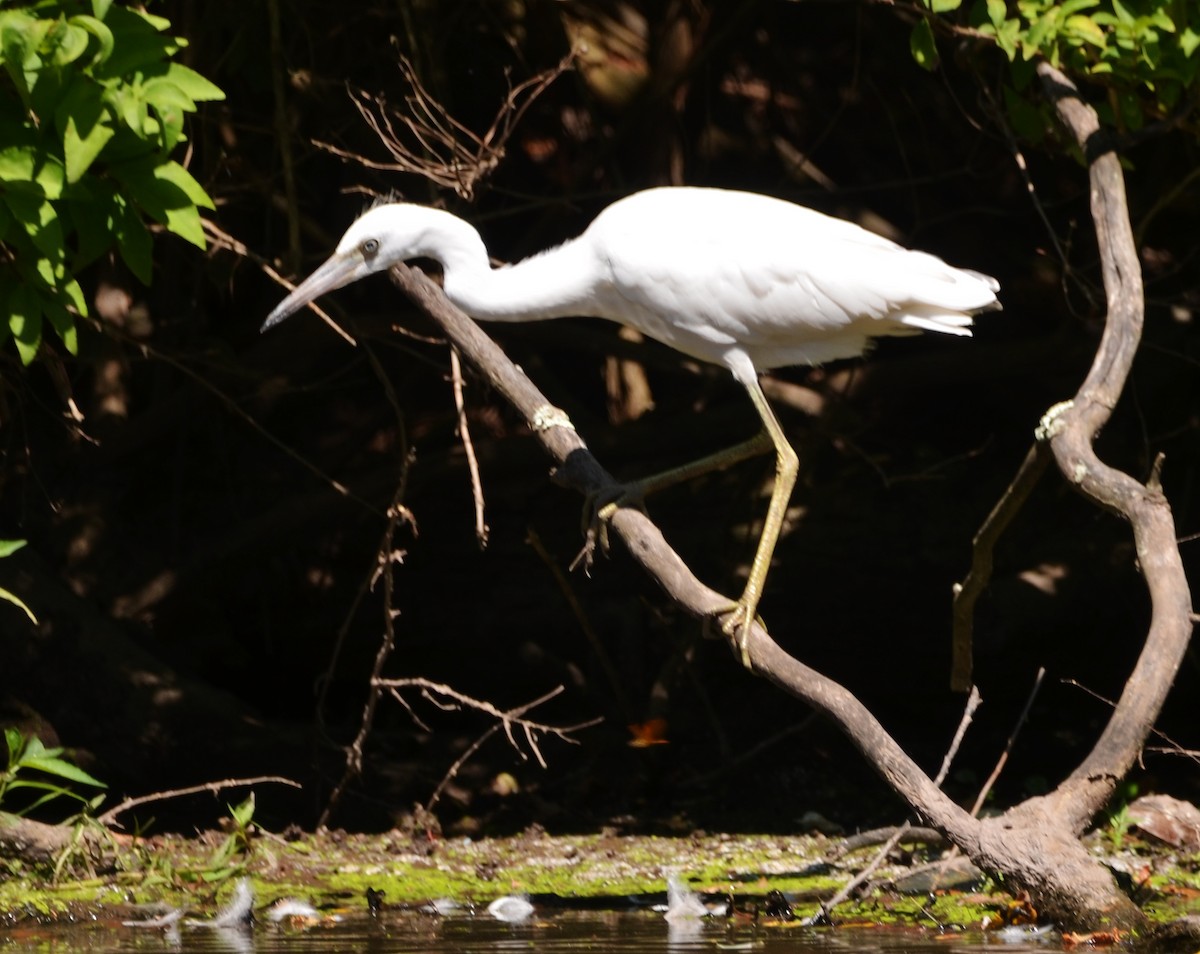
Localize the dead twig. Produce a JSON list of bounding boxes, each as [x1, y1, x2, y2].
[[950, 443, 1052, 691], [202, 218, 356, 347], [449, 346, 488, 548], [98, 775, 301, 826], [318, 478, 417, 829], [316, 52, 574, 200], [368, 679, 601, 812]]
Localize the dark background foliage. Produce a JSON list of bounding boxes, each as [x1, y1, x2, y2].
[[1, 0, 1197, 834]]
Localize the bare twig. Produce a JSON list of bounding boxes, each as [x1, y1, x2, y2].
[[318, 480, 416, 829], [951, 443, 1052, 690], [316, 52, 574, 200], [98, 776, 301, 826], [970, 668, 1044, 818], [202, 218, 356, 347], [398, 681, 600, 811], [266, 0, 301, 274], [449, 346, 488, 548], [368, 678, 601, 811], [83, 310, 369, 507]]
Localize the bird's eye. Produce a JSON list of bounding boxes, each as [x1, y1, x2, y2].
[[361, 238, 380, 257]]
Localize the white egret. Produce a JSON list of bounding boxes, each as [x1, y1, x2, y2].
[[264, 187, 999, 662]]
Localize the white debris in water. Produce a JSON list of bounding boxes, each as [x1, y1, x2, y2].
[[664, 874, 708, 922], [994, 924, 1057, 942], [424, 897, 467, 915], [266, 899, 321, 922], [487, 895, 534, 922], [122, 907, 186, 928], [185, 877, 255, 929]]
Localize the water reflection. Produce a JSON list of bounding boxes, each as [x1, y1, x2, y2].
[[0, 909, 1064, 954]]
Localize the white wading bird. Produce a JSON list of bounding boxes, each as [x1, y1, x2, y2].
[[264, 187, 999, 663]]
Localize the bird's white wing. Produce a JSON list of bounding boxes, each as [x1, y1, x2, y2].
[[583, 188, 997, 370]]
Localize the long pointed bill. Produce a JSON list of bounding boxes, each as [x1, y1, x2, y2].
[[261, 252, 365, 332]]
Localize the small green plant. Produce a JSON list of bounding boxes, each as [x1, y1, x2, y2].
[[1102, 780, 1140, 851], [0, 728, 106, 817], [204, 792, 257, 882], [0, 0, 224, 364]]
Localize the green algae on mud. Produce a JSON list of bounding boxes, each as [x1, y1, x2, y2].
[[2, 828, 1198, 930], [0, 830, 841, 922]]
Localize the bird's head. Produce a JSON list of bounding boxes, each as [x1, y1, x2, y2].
[[262, 203, 428, 331]]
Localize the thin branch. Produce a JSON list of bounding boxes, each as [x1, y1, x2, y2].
[[84, 310, 370, 508], [970, 668, 1044, 818], [315, 52, 574, 200], [371, 679, 602, 811], [318, 478, 416, 829], [98, 776, 301, 826], [951, 442, 1052, 691], [449, 347, 488, 548], [202, 219, 356, 347]]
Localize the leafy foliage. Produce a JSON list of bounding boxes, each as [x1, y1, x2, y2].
[[1, 728, 106, 818], [0, 0, 223, 364], [916, 0, 1199, 132]]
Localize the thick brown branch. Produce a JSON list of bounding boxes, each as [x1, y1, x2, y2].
[[1033, 62, 1195, 835]]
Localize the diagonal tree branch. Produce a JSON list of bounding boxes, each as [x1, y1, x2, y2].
[[385, 264, 980, 846]]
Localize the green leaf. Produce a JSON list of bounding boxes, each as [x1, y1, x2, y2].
[[0, 585, 36, 624], [154, 159, 213, 209], [911, 18, 940, 69], [3, 190, 64, 261], [986, 0, 1008, 29], [114, 197, 152, 283], [68, 14, 113, 64], [925, 0, 962, 11], [0, 539, 26, 558], [8, 285, 42, 364], [58, 78, 115, 183], [162, 62, 224, 103], [1110, 0, 1135, 26], [45, 294, 80, 354], [91, 6, 179, 79], [1182, 27, 1200, 56], [45, 19, 90, 66], [91, 0, 114, 20], [21, 754, 106, 788], [1066, 14, 1108, 47], [0, 12, 36, 105]]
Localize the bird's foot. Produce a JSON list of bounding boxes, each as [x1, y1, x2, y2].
[[569, 482, 647, 574], [719, 599, 764, 669]]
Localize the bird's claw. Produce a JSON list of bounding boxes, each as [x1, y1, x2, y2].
[[570, 483, 646, 574], [719, 601, 763, 669]]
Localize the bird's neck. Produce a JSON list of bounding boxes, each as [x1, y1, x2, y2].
[[422, 210, 596, 323]]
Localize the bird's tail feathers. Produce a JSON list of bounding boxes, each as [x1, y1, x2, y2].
[[898, 310, 975, 337]]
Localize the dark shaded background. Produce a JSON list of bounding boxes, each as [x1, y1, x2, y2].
[[1, 0, 1197, 835]]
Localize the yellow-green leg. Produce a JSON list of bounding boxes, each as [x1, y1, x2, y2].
[[720, 370, 799, 667], [595, 357, 798, 669], [595, 429, 774, 519]]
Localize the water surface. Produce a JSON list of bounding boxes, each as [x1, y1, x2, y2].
[[0, 909, 1064, 954]]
